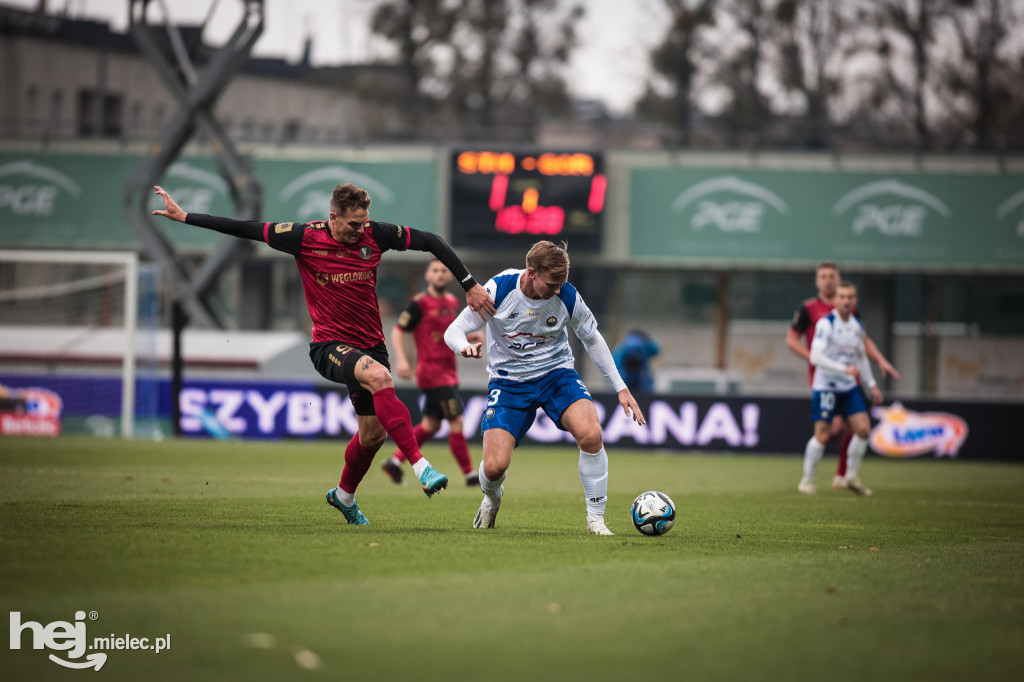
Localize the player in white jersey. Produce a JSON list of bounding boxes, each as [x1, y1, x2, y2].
[[798, 281, 883, 496], [444, 241, 646, 534]]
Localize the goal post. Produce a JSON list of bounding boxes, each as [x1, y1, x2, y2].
[[0, 250, 155, 438]]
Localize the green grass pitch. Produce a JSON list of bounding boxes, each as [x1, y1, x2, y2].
[[3, 436, 1022, 681]]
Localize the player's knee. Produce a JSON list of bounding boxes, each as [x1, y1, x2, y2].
[[360, 363, 393, 393], [482, 460, 506, 481], [575, 428, 603, 454]]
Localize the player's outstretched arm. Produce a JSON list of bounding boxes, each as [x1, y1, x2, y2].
[[618, 388, 647, 426], [153, 185, 268, 242]]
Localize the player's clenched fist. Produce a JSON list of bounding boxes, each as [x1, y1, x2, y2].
[[459, 343, 483, 359]]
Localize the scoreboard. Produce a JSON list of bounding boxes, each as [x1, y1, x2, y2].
[[449, 149, 606, 253]]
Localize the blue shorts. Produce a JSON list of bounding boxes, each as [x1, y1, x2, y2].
[[811, 386, 868, 422], [481, 368, 593, 445]]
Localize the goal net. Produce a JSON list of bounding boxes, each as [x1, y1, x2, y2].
[[0, 250, 160, 438]]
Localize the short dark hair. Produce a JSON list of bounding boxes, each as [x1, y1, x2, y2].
[[817, 261, 839, 273], [839, 280, 857, 292], [331, 183, 370, 214], [526, 240, 569, 278]]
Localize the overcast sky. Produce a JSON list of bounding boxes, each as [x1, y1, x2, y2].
[[8, 0, 668, 114]]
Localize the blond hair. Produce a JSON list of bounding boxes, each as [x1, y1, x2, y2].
[[525, 240, 569, 278]]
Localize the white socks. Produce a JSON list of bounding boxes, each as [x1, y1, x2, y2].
[[803, 437, 825, 480], [411, 458, 431, 479], [579, 447, 609, 518], [334, 487, 355, 507], [478, 460, 505, 502], [846, 435, 868, 478]]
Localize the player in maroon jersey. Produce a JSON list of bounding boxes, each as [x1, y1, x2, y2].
[[380, 260, 483, 487], [786, 261, 899, 491], [152, 184, 495, 525]]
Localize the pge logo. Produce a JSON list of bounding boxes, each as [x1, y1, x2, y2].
[[150, 162, 229, 215], [832, 179, 951, 237], [10, 611, 105, 670], [671, 176, 789, 233], [278, 166, 394, 221], [995, 189, 1024, 238], [0, 160, 81, 216]]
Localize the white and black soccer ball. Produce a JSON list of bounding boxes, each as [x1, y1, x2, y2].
[[631, 490, 676, 536]]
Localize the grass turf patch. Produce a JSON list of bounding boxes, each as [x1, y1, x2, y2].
[[2, 437, 1022, 681]]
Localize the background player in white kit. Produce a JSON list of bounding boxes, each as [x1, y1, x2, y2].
[[799, 281, 883, 496], [444, 241, 646, 535]]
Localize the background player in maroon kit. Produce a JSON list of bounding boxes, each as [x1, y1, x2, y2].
[[786, 261, 899, 490], [380, 260, 483, 487], [153, 184, 495, 525]]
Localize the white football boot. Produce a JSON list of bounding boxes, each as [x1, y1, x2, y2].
[[473, 487, 502, 528], [797, 479, 817, 495], [843, 476, 873, 496], [586, 516, 614, 535]]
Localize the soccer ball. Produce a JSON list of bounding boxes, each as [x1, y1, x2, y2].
[[631, 490, 676, 536]]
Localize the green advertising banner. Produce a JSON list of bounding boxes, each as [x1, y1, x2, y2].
[[0, 152, 436, 250], [630, 167, 1024, 271], [257, 158, 436, 232]]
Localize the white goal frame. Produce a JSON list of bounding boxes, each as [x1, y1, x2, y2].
[[0, 250, 140, 437]]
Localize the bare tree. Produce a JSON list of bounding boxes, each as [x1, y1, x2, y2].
[[771, 0, 852, 148], [370, 0, 583, 141], [370, 0, 460, 134], [636, 0, 716, 146], [699, 0, 774, 147], [884, 0, 936, 149], [935, 0, 1024, 150]]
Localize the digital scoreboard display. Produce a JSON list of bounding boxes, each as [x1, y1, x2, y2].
[[449, 149, 605, 253]]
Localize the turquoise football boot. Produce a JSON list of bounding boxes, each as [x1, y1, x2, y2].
[[418, 466, 449, 498], [326, 488, 370, 525]]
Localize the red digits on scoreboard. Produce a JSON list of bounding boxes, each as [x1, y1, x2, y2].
[[489, 174, 509, 212], [588, 174, 607, 214], [487, 169, 603, 235], [495, 205, 565, 235]]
